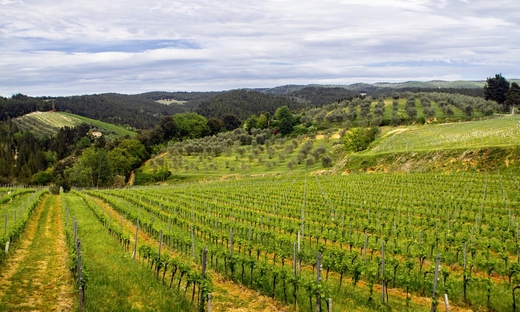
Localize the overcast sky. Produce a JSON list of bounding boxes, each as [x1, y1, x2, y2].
[[1, 0, 519, 96]]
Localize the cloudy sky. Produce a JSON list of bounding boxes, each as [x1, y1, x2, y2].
[[1, 0, 519, 96]]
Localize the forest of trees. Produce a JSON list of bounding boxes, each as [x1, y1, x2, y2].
[[195, 89, 310, 120]]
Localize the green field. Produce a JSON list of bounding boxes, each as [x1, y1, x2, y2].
[[370, 115, 520, 154], [63, 112, 136, 137], [13, 111, 136, 138]]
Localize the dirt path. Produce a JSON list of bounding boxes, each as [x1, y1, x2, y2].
[[89, 195, 291, 312], [0, 195, 76, 311]]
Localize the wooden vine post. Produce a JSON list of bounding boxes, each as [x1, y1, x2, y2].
[[293, 242, 297, 277], [316, 251, 322, 312], [77, 239, 84, 312], [363, 231, 368, 263], [156, 229, 163, 279], [191, 224, 196, 259], [431, 253, 440, 312], [444, 293, 450, 312], [382, 240, 386, 304], [132, 220, 139, 260], [207, 293, 213, 312], [201, 246, 208, 309]]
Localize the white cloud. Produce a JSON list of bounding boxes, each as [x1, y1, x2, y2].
[[0, 0, 519, 96]]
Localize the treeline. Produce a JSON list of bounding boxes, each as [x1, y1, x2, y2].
[[0, 118, 148, 188], [0, 120, 92, 185], [50, 93, 186, 129], [195, 89, 310, 120], [0, 94, 54, 121], [0, 93, 190, 130], [286, 86, 360, 106]]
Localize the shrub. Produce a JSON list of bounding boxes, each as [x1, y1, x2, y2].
[[343, 127, 380, 152]]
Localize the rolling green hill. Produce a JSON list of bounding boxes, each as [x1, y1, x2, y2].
[[14, 111, 136, 138], [139, 114, 520, 184], [370, 115, 520, 154]]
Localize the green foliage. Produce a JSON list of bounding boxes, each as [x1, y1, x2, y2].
[[30, 170, 53, 185], [506, 82, 520, 113], [67, 147, 112, 187], [196, 89, 305, 121], [133, 167, 171, 185], [321, 155, 333, 167], [173, 113, 210, 140], [274, 106, 295, 136], [207, 117, 224, 135], [484, 74, 510, 105], [343, 127, 380, 152], [222, 115, 242, 131]]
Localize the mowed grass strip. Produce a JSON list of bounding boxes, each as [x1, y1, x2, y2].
[[63, 193, 191, 312], [0, 195, 75, 311]]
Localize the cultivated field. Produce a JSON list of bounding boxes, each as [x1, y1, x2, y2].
[[13, 111, 135, 138], [372, 115, 520, 153]]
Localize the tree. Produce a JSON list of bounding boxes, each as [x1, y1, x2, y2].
[[343, 127, 380, 152], [108, 139, 147, 179], [68, 147, 112, 187], [506, 82, 520, 114], [172, 113, 211, 140], [484, 74, 510, 105], [274, 106, 292, 120], [245, 115, 258, 133], [256, 113, 270, 129], [222, 115, 242, 131], [406, 106, 417, 120], [207, 117, 224, 135], [274, 106, 294, 136], [158, 116, 178, 141], [321, 156, 333, 168]]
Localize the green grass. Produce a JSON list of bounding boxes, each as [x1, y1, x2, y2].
[[63, 193, 191, 312], [0, 195, 76, 311], [141, 134, 341, 184], [13, 111, 135, 138], [368, 115, 520, 154], [60, 112, 136, 137]]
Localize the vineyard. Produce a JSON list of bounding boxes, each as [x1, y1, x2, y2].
[[1, 161, 520, 310], [79, 171, 519, 311], [4, 170, 516, 311], [13, 111, 135, 138]]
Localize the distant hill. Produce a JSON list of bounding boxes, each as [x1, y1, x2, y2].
[[254, 80, 495, 100], [285, 86, 359, 106], [195, 89, 311, 120], [14, 111, 135, 138]]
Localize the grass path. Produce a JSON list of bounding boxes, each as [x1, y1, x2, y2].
[[0, 195, 76, 311], [87, 195, 290, 312], [64, 193, 190, 311]]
